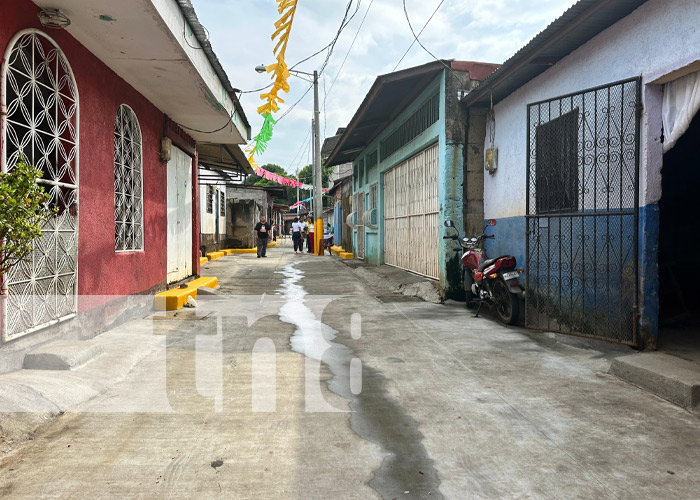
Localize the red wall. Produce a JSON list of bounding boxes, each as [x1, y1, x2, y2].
[[1, 0, 169, 307]]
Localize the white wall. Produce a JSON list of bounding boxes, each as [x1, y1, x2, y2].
[[199, 185, 226, 235], [485, 0, 700, 218]]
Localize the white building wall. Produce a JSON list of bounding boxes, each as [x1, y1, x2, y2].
[[485, 0, 700, 218], [199, 185, 225, 235]]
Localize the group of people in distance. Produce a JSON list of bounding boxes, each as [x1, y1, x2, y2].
[[291, 215, 313, 254], [253, 213, 335, 259]]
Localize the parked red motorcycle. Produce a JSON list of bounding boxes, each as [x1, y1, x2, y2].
[[443, 219, 524, 325]]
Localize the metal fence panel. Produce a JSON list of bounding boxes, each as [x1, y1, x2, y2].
[[525, 78, 641, 345]]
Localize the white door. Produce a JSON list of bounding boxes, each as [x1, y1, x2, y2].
[[354, 192, 365, 259], [383, 143, 439, 279], [167, 146, 193, 283]]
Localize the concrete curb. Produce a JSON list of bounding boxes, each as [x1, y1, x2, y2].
[[348, 264, 444, 304], [609, 352, 700, 412]]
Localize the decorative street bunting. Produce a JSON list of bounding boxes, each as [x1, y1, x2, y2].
[[246, 0, 298, 172]]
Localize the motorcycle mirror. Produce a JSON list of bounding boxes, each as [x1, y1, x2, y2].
[[486, 219, 497, 227], [444, 220, 454, 227]]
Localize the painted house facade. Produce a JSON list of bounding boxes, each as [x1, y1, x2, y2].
[[198, 144, 254, 255], [462, 0, 700, 348], [0, 0, 250, 371], [326, 61, 498, 296]]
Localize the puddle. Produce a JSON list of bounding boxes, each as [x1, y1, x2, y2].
[[277, 264, 444, 499]]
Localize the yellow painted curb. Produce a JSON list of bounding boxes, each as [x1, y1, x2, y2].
[[267, 241, 278, 248], [199, 257, 209, 266], [155, 276, 219, 311], [339, 252, 354, 260], [221, 249, 234, 256], [206, 251, 225, 261], [227, 248, 257, 254]]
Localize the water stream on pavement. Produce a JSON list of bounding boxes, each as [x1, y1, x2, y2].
[[277, 263, 444, 499]]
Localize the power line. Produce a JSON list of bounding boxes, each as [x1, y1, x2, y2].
[[286, 128, 312, 172], [324, 0, 374, 110], [402, 0, 465, 86], [289, 0, 361, 74], [393, 0, 445, 71], [177, 110, 234, 134]]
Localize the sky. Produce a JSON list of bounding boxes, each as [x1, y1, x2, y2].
[[191, 0, 578, 175]]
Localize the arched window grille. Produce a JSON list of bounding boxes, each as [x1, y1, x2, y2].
[[1, 30, 79, 341], [114, 104, 143, 251]]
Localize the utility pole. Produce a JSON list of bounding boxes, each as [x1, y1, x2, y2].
[[312, 70, 322, 255], [254, 64, 322, 253]]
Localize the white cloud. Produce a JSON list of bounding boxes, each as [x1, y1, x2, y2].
[[191, 0, 577, 172]]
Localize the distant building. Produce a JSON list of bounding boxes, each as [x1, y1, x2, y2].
[[224, 185, 286, 249], [325, 60, 499, 296]]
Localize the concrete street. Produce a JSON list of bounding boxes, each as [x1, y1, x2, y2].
[[1, 239, 700, 499]]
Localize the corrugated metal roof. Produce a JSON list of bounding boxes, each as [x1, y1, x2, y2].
[[462, 0, 649, 107], [326, 60, 499, 167]]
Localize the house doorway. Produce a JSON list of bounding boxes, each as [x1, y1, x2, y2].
[[166, 146, 193, 284], [658, 109, 700, 352]]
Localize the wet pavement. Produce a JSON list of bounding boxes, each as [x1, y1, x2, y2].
[[2, 240, 700, 499]]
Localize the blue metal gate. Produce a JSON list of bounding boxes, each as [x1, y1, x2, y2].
[[525, 78, 641, 345]]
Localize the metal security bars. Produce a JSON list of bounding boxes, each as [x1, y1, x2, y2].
[[219, 190, 225, 216], [380, 93, 439, 160], [525, 78, 641, 345], [383, 143, 439, 279], [206, 186, 214, 214], [2, 31, 79, 341], [114, 104, 144, 252], [353, 191, 365, 259]]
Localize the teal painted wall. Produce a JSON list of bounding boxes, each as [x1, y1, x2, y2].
[[351, 70, 466, 295]]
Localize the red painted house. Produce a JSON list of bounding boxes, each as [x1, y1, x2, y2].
[[0, 0, 250, 371]]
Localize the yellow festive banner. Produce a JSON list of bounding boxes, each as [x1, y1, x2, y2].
[[247, 0, 298, 170]]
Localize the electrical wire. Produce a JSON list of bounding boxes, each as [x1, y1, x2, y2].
[[402, 0, 466, 87], [323, 0, 374, 111], [286, 128, 312, 172], [275, 0, 362, 126], [289, 0, 361, 73], [237, 83, 274, 95], [393, 0, 445, 71], [177, 111, 235, 134], [182, 19, 210, 50]]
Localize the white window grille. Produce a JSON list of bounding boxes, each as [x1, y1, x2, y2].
[[2, 30, 79, 341], [114, 104, 143, 251], [206, 186, 214, 213]]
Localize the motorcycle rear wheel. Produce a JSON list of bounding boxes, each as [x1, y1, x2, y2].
[[463, 270, 476, 308], [492, 279, 519, 325]]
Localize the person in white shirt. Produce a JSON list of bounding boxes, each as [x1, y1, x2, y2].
[[291, 217, 303, 253], [306, 217, 314, 253]]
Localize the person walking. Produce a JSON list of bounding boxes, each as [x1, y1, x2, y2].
[[299, 215, 306, 252], [291, 217, 303, 254], [254, 215, 271, 258], [306, 218, 314, 253]]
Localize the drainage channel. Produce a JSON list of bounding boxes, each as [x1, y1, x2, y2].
[[276, 264, 444, 499]]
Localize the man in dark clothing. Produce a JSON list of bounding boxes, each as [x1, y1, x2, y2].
[[254, 215, 271, 258]]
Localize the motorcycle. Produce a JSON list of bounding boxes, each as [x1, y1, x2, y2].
[[443, 219, 525, 325]]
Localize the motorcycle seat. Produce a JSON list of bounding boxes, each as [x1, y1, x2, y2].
[[478, 256, 508, 272]]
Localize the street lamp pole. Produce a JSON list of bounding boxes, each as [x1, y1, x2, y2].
[[312, 70, 323, 255], [255, 64, 323, 254]]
